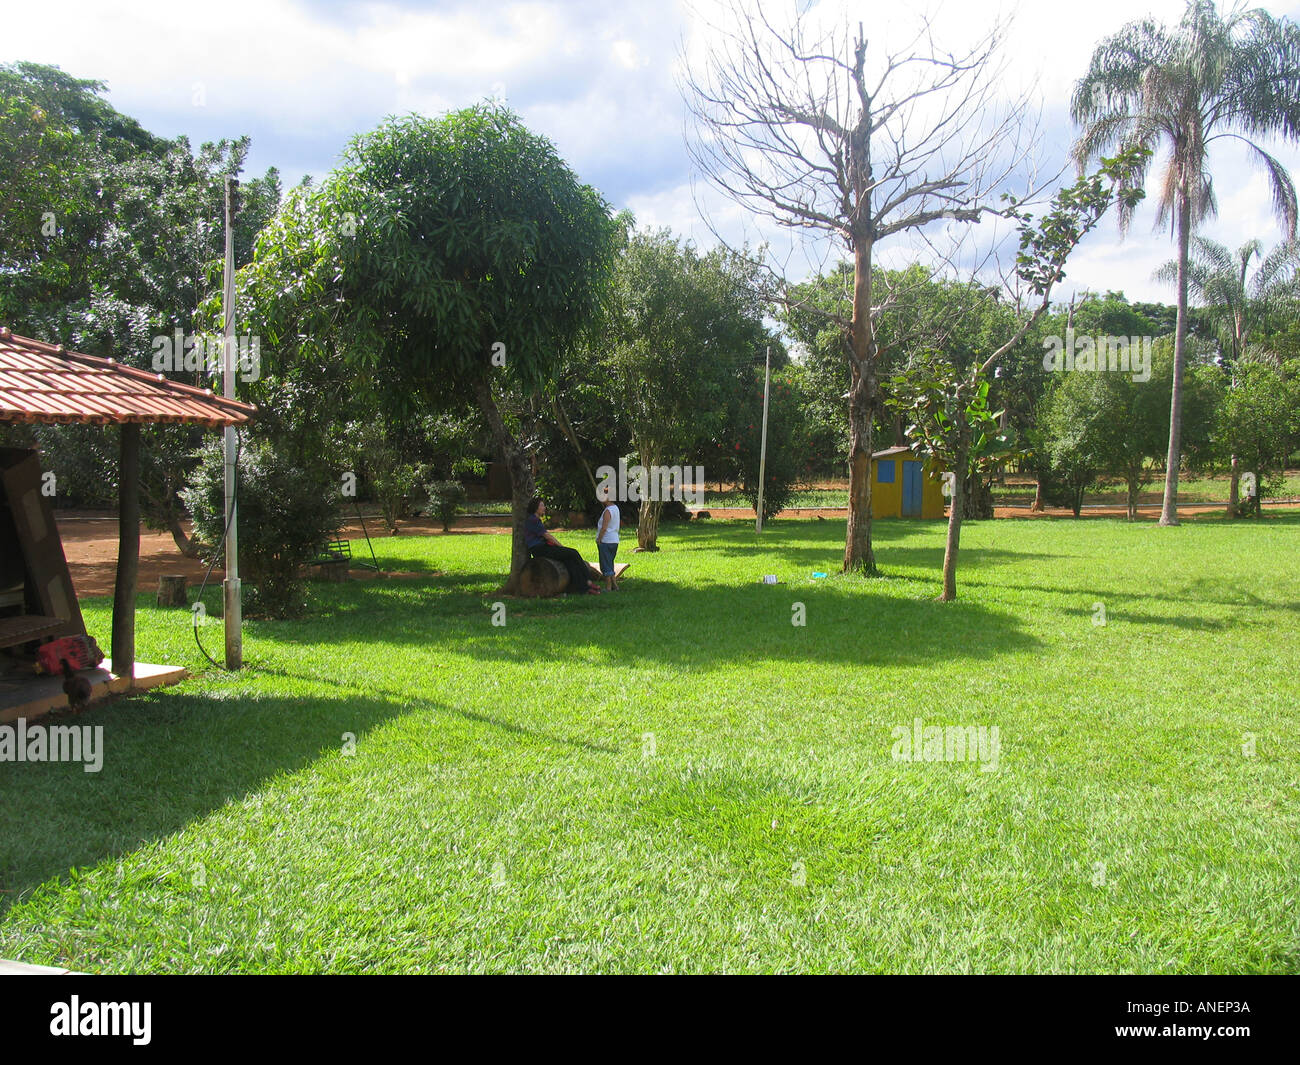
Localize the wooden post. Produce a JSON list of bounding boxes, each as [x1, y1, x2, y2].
[[112, 422, 140, 683], [223, 175, 243, 670], [756, 346, 771, 534]]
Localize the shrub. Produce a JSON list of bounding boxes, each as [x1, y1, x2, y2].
[[183, 436, 339, 618], [424, 479, 467, 532], [372, 462, 425, 534]]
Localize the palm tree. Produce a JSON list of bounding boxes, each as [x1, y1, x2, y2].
[[1155, 236, 1300, 512], [1072, 0, 1300, 525]]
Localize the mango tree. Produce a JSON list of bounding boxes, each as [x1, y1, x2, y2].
[[241, 105, 616, 591]]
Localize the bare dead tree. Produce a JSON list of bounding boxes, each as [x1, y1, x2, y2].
[[680, 1, 1037, 574]]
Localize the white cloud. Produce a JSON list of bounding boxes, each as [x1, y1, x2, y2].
[[2, 0, 1299, 302]]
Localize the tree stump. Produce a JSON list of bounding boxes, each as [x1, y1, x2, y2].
[[518, 556, 570, 598], [157, 574, 188, 608], [316, 560, 349, 582]]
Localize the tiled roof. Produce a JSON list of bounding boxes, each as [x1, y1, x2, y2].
[[0, 328, 255, 428]]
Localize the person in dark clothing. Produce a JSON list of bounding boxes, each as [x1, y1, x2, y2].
[[526, 497, 598, 595]]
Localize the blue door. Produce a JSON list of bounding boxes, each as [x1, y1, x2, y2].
[[902, 461, 923, 517]]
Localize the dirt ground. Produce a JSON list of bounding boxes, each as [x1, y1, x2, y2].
[[691, 503, 1297, 521], [55, 514, 512, 597]]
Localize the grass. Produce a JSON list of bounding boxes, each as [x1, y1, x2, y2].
[[2, 514, 1298, 973], [704, 487, 852, 509], [989, 471, 1300, 507], [702, 471, 1300, 510]]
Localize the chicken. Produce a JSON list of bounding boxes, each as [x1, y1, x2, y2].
[[60, 658, 92, 713]]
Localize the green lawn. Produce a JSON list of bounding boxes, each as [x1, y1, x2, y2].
[[702, 471, 1300, 510], [2, 515, 1297, 973]]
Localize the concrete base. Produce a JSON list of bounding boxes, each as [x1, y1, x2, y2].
[[0, 958, 83, 975], [0, 659, 187, 724]]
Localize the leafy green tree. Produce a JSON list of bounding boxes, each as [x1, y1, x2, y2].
[[1073, 0, 1300, 525], [1214, 355, 1300, 514], [780, 263, 1026, 486], [1, 62, 281, 554], [1036, 370, 1163, 519], [599, 228, 769, 549], [241, 105, 616, 590], [0, 61, 164, 316]]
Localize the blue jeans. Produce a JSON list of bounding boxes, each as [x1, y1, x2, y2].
[[597, 541, 618, 576]]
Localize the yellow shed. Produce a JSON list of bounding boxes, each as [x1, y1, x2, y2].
[[870, 446, 946, 519]]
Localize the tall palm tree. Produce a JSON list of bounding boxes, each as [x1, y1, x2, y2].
[[1155, 236, 1300, 512], [1072, 0, 1300, 525]]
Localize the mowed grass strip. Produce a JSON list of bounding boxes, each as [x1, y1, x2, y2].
[[1, 514, 1296, 973]]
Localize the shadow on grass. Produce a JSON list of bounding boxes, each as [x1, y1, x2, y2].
[[961, 575, 1300, 617], [0, 679, 612, 916], [239, 568, 1042, 672], [0, 691, 400, 915], [1058, 604, 1232, 630], [247, 665, 621, 757]]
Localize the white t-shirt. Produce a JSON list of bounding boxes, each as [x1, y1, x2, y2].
[[598, 503, 620, 543]]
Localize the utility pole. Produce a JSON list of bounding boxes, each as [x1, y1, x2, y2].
[[222, 176, 242, 670], [755, 345, 771, 534]]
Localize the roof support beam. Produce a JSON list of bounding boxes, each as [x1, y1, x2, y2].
[[112, 422, 140, 685]]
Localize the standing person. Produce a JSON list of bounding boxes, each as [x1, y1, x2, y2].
[[595, 487, 620, 591], [525, 498, 598, 595]]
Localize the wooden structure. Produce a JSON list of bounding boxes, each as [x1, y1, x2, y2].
[[871, 446, 946, 520], [0, 447, 87, 649], [0, 327, 254, 684]]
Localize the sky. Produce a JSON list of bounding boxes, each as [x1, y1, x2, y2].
[[5, 0, 1300, 304]]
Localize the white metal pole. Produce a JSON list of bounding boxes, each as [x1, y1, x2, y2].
[[222, 176, 242, 670], [755, 345, 771, 535]]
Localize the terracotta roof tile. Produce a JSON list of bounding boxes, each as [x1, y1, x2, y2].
[[0, 328, 256, 428]]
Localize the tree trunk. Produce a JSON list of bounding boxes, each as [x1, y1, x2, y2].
[[843, 235, 877, 575], [473, 376, 536, 594], [1126, 476, 1138, 521], [962, 476, 992, 520], [637, 499, 662, 551], [166, 513, 204, 558], [1159, 190, 1192, 527], [1227, 455, 1240, 518], [940, 451, 965, 602], [553, 396, 598, 498], [1031, 478, 1044, 512], [518, 556, 570, 598]]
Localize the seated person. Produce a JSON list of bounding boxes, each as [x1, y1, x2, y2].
[[525, 497, 598, 595]]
